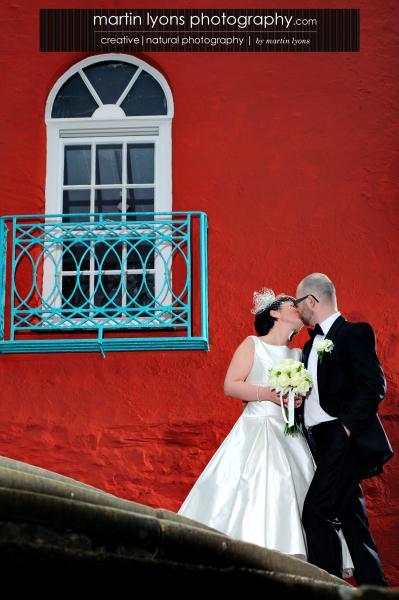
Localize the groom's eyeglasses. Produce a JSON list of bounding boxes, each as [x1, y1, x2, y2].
[[293, 294, 319, 307]]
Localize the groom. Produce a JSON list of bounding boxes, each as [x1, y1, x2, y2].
[[294, 273, 393, 586]]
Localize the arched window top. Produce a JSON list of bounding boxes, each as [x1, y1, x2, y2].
[[46, 54, 173, 121]]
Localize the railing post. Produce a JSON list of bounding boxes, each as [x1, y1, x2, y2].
[[186, 214, 192, 338], [10, 217, 16, 342], [0, 218, 8, 342], [199, 213, 209, 347]]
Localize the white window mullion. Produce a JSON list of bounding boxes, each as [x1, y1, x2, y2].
[[90, 143, 96, 219], [116, 68, 142, 107], [79, 69, 103, 108]]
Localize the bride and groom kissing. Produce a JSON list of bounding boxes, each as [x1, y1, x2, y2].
[[177, 272, 393, 587]]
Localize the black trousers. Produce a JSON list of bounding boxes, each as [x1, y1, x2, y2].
[[302, 419, 387, 586]]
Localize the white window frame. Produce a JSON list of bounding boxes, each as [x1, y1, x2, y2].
[[43, 53, 175, 329]]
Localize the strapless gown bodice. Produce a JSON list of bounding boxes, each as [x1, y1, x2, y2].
[[243, 337, 302, 418]]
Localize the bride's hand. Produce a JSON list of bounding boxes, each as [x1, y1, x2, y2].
[[281, 393, 303, 408], [267, 388, 283, 405], [294, 395, 303, 408]]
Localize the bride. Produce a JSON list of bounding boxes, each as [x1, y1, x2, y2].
[[177, 287, 354, 578]]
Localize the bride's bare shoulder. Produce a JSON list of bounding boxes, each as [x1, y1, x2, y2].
[[233, 335, 256, 353], [240, 335, 256, 346]]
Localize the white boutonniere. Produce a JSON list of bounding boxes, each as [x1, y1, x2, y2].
[[314, 339, 334, 363]]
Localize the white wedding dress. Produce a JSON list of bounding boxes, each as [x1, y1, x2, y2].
[[177, 335, 354, 578]]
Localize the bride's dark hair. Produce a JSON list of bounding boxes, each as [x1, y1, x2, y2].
[[254, 296, 296, 337]]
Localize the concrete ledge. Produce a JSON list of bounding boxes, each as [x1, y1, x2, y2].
[[0, 484, 345, 585], [0, 455, 214, 531], [0, 454, 384, 592]]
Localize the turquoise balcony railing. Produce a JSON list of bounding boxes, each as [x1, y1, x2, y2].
[[0, 211, 209, 356]]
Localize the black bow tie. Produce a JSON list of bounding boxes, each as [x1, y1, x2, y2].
[[307, 323, 324, 340]]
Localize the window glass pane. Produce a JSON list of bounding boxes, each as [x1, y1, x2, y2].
[[62, 242, 91, 272], [126, 274, 154, 308], [52, 73, 98, 118], [62, 275, 90, 312], [63, 190, 91, 222], [64, 145, 91, 185], [94, 242, 123, 271], [121, 71, 167, 116], [127, 144, 154, 184], [126, 242, 155, 270], [95, 189, 123, 219], [83, 61, 138, 104], [94, 274, 122, 314], [126, 189, 154, 220], [96, 145, 122, 184]]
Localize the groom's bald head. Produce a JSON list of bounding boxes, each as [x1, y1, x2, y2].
[[297, 273, 337, 307], [296, 273, 338, 326]]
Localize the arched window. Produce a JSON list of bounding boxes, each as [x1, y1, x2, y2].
[[43, 54, 174, 328], [45, 53, 173, 218]]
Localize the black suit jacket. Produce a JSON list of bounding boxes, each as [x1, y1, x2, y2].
[[300, 315, 393, 479]]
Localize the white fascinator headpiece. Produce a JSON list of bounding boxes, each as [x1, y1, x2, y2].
[[250, 287, 276, 315], [250, 288, 290, 315]]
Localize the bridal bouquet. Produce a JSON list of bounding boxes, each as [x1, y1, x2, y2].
[[268, 359, 313, 435]]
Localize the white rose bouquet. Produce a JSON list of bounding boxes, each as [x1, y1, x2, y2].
[[268, 358, 313, 435]]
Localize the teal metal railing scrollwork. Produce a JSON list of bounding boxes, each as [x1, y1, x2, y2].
[[0, 211, 209, 355]]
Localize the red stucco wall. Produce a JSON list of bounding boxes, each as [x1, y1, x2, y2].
[[0, 0, 398, 585]]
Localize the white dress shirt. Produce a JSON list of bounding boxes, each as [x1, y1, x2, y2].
[[304, 311, 341, 428]]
